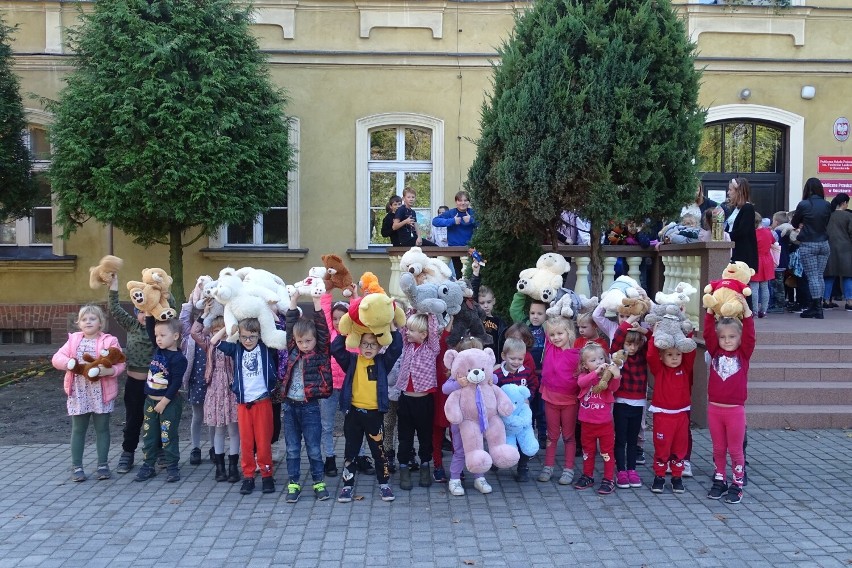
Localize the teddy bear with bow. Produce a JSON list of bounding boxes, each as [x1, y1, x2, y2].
[[443, 347, 519, 474]]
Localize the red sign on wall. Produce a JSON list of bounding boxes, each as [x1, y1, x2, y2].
[[819, 179, 852, 196], [818, 156, 852, 174]]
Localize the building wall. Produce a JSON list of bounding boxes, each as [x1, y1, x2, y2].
[[1, 0, 850, 339]]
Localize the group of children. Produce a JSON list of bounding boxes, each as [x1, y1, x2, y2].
[[51, 254, 755, 506]]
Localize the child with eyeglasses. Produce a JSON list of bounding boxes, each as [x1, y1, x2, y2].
[[332, 326, 403, 503], [214, 317, 280, 496]]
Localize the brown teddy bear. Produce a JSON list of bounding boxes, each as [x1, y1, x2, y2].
[[702, 261, 754, 319], [67, 346, 127, 380], [126, 267, 176, 320], [617, 295, 651, 318], [88, 255, 124, 289], [322, 254, 355, 297], [591, 349, 626, 394]]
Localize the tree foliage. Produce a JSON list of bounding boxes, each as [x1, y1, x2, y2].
[[0, 16, 36, 221], [468, 0, 704, 300], [49, 0, 293, 300]]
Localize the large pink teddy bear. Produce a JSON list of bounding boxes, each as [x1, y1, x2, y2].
[[443, 347, 520, 474]]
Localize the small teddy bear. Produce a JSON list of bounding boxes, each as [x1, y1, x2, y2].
[[287, 266, 327, 298], [599, 275, 643, 313], [359, 272, 386, 295], [591, 350, 626, 394], [126, 267, 176, 321], [400, 246, 452, 285], [516, 252, 569, 303], [67, 346, 127, 380], [322, 254, 355, 297], [88, 255, 124, 289], [703, 262, 754, 319], [500, 384, 539, 457], [646, 282, 698, 352]]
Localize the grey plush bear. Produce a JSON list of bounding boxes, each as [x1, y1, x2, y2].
[[399, 272, 449, 325]]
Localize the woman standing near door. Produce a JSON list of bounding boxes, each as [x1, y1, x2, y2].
[[823, 193, 851, 312], [791, 178, 832, 319], [725, 177, 759, 309]]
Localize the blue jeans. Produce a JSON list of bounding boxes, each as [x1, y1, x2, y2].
[[824, 276, 852, 301], [320, 390, 340, 457], [283, 399, 324, 484]]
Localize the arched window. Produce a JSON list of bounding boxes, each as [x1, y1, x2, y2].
[[356, 113, 444, 249]]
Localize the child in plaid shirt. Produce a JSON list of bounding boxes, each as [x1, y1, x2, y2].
[[610, 315, 649, 489], [394, 312, 441, 490]]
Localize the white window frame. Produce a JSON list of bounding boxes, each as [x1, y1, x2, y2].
[[1, 113, 55, 249], [209, 117, 300, 248], [355, 113, 444, 249]]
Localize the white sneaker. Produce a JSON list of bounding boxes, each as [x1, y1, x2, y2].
[[682, 460, 693, 478], [558, 469, 574, 485], [448, 479, 465, 496], [473, 477, 492, 494]]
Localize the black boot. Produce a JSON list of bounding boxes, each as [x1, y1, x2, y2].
[[214, 454, 227, 482], [227, 454, 240, 483], [801, 299, 823, 319]]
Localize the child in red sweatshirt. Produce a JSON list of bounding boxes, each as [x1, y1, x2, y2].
[[647, 326, 696, 495], [703, 311, 755, 504]]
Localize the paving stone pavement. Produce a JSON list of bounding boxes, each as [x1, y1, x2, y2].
[[0, 428, 850, 567]]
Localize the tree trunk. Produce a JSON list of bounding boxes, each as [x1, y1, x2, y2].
[[169, 224, 185, 304], [589, 225, 603, 298]]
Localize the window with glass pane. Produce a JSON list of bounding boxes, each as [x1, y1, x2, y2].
[[724, 123, 753, 173], [2, 125, 54, 247], [754, 125, 782, 173], [24, 127, 51, 161], [698, 125, 722, 173], [367, 126, 432, 245], [226, 207, 288, 246], [30, 174, 52, 244]]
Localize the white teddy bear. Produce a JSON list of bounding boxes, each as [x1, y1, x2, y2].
[[286, 266, 327, 298], [237, 267, 289, 312], [212, 269, 287, 349], [599, 275, 643, 313], [194, 275, 225, 328], [399, 246, 452, 285], [517, 253, 569, 303]]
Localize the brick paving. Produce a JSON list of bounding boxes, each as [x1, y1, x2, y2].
[[1, 428, 851, 567]]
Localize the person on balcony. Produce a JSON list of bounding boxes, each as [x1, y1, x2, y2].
[[432, 190, 477, 276]]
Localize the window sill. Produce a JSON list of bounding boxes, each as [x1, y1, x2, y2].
[[346, 248, 392, 260], [0, 249, 77, 272], [199, 247, 308, 262]]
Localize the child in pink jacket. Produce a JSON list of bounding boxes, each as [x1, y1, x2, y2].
[[51, 305, 126, 482]]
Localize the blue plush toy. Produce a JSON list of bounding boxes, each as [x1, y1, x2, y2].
[[500, 384, 540, 457]]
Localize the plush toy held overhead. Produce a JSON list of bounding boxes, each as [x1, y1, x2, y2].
[[237, 267, 289, 313], [545, 288, 588, 319], [617, 295, 652, 319], [516, 253, 569, 303], [702, 262, 754, 319], [599, 275, 644, 313], [88, 255, 124, 289], [447, 289, 490, 347], [647, 282, 698, 352], [443, 347, 519, 473], [399, 246, 452, 285], [359, 272, 386, 295], [193, 276, 225, 328], [322, 254, 355, 297], [500, 384, 539, 457], [286, 266, 327, 298], [126, 267, 176, 321], [337, 293, 406, 350], [400, 272, 449, 325], [66, 346, 126, 380], [211, 269, 287, 349]]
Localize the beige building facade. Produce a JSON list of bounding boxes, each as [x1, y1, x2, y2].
[[1, 0, 850, 342]]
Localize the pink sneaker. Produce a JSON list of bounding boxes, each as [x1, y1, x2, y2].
[[627, 469, 642, 488], [616, 471, 630, 488]]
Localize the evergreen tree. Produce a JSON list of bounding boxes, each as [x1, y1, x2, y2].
[[0, 16, 36, 221], [50, 0, 293, 301], [468, 0, 704, 301]]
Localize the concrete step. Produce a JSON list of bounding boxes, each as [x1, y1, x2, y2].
[[751, 345, 852, 363], [754, 331, 852, 346], [749, 362, 852, 382], [748, 382, 852, 405], [746, 405, 852, 429]]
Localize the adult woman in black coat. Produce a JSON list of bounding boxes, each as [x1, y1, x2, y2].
[[822, 193, 851, 311], [792, 178, 833, 319], [725, 177, 759, 308]]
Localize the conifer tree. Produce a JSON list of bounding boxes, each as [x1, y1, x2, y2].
[[0, 16, 36, 222], [468, 0, 704, 301], [50, 0, 293, 301]]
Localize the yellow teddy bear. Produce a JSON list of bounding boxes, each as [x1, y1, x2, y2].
[[126, 267, 176, 321], [702, 261, 754, 319]]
